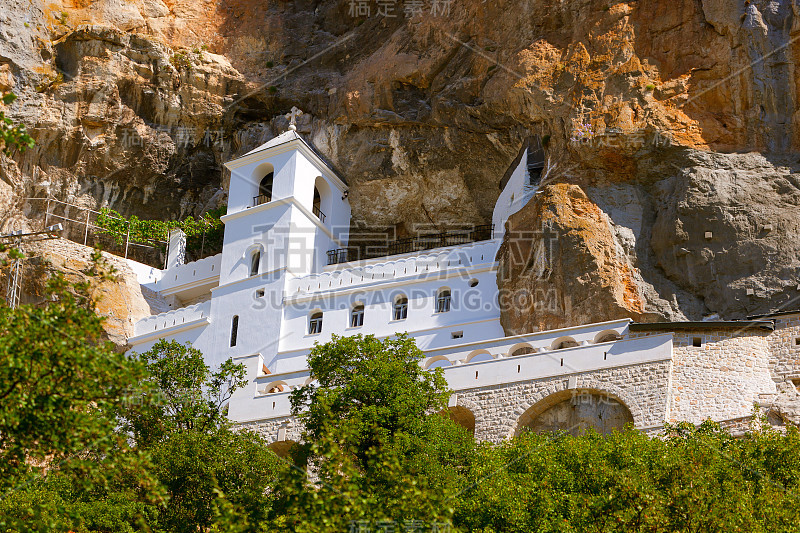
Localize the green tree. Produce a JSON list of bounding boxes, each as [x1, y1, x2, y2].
[[454, 420, 800, 532], [123, 339, 284, 532], [278, 334, 475, 530], [124, 339, 246, 447], [290, 333, 452, 460], [0, 250, 157, 532]]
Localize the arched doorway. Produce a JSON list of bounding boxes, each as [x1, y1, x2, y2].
[[516, 389, 633, 437]]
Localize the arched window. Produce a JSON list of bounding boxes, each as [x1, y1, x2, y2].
[[435, 289, 451, 313], [594, 330, 622, 344], [309, 312, 323, 334], [425, 356, 451, 369], [256, 172, 273, 205], [264, 381, 288, 394], [249, 250, 260, 276], [393, 296, 408, 320], [312, 177, 329, 223], [312, 186, 324, 221], [509, 343, 535, 356], [230, 315, 239, 347], [351, 304, 364, 328]]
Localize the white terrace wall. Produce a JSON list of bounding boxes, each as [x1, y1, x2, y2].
[[158, 253, 221, 294], [133, 300, 211, 336], [228, 322, 672, 444]]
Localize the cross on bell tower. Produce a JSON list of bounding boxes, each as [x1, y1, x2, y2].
[[286, 106, 303, 131]]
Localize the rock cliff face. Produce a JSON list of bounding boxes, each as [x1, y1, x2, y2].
[[1, 0, 800, 332]]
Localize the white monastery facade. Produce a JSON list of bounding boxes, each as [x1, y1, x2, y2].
[[125, 127, 799, 449]]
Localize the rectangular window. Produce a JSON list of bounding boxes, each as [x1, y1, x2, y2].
[[309, 313, 323, 335], [230, 316, 239, 347], [692, 337, 702, 347], [451, 331, 463, 339]]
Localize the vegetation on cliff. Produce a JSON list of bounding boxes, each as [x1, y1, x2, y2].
[[96, 207, 226, 257]]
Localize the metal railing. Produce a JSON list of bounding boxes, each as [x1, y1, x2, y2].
[[253, 194, 271, 206], [25, 197, 168, 269], [327, 224, 495, 266], [312, 204, 326, 223]]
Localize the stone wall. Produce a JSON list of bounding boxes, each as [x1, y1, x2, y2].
[[630, 328, 776, 424], [237, 414, 303, 448], [452, 360, 673, 443]]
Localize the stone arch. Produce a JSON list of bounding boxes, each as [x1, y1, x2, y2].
[[594, 329, 622, 344], [508, 342, 535, 357], [425, 355, 451, 369], [514, 388, 634, 437], [268, 439, 298, 459], [501, 381, 645, 440], [465, 349, 494, 364], [551, 336, 578, 350], [443, 406, 476, 436]]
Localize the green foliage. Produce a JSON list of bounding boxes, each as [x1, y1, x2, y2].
[[272, 421, 456, 532], [4, 294, 800, 532], [455, 421, 800, 532], [150, 428, 285, 533], [645, 83, 656, 91], [291, 333, 451, 459], [0, 251, 138, 486], [170, 48, 205, 71], [281, 334, 470, 529], [95, 206, 225, 257], [1, 92, 35, 155], [0, 249, 159, 532], [124, 339, 246, 447]]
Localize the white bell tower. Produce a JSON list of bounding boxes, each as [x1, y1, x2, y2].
[[207, 112, 350, 362]]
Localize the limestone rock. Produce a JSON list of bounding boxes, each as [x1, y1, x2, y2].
[[498, 183, 652, 334], [0, 0, 800, 332], [4, 238, 156, 348]]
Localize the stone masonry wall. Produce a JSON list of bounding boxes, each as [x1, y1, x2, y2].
[[453, 360, 673, 443], [631, 329, 775, 424], [238, 415, 303, 448]]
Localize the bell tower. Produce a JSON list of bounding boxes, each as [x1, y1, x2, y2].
[[219, 110, 350, 283], [208, 111, 350, 360]]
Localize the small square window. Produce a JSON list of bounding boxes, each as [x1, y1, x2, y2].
[[255, 289, 265, 298], [794, 337, 800, 347], [692, 337, 702, 347], [451, 331, 463, 339]]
